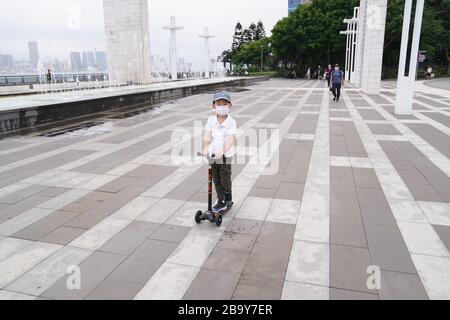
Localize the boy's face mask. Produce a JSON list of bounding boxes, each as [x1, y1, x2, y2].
[[215, 105, 230, 116]]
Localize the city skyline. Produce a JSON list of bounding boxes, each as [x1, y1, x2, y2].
[[0, 0, 287, 64]]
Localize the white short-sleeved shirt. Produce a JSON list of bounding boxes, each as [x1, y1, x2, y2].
[[205, 115, 237, 158]]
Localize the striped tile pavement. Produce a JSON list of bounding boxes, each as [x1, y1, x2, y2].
[[0, 78, 449, 300]]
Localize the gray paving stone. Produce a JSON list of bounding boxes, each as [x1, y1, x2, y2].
[[406, 123, 450, 158], [357, 188, 388, 206], [108, 239, 177, 284], [330, 244, 377, 294], [38, 187, 71, 198], [368, 124, 401, 135], [64, 186, 147, 229], [254, 174, 283, 190], [149, 224, 191, 243], [183, 269, 241, 300], [216, 232, 256, 254], [407, 184, 444, 202], [360, 205, 418, 274], [248, 188, 278, 199], [165, 182, 204, 201], [257, 222, 295, 245], [40, 251, 127, 300], [330, 203, 367, 248], [39, 226, 86, 245], [330, 288, 379, 300], [85, 278, 143, 300], [0, 195, 53, 220], [352, 168, 381, 189], [234, 256, 286, 300], [225, 219, 263, 237], [99, 221, 160, 256], [276, 182, 304, 201], [433, 225, 450, 252], [96, 176, 140, 193], [0, 185, 49, 204], [0, 150, 94, 188], [203, 248, 249, 274], [12, 211, 80, 241], [379, 271, 429, 300], [131, 165, 178, 187], [397, 169, 430, 185]]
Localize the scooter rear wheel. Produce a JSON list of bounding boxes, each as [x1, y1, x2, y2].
[[216, 216, 223, 227], [195, 211, 203, 224]]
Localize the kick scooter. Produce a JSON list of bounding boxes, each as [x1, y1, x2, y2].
[[194, 152, 233, 227]]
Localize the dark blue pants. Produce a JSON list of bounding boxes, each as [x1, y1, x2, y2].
[[332, 83, 342, 100]]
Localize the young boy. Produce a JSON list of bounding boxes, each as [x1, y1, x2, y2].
[[202, 91, 237, 213]]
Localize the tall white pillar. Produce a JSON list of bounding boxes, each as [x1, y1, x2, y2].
[[354, 0, 388, 94], [103, 0, 151, 84], [199, 27, 215, 78], [343, 24, 351, 82], [163, 17, 183, 81], [341, 7, 360, 84], [395, 0, 425, 115]]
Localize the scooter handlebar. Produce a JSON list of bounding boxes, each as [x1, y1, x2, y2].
[[197, 152, 216, 158]]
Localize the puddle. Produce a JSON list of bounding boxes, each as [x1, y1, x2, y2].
[[40, 121, 112, 138]]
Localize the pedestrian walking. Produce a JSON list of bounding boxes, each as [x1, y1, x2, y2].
[[325, 65, 333, 87], [330, 64, 345, 102]]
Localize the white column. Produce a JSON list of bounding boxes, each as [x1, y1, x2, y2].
[[199, 27, 215, 78], [344, 24, 351, 82], [356, 0, 388, 95], [350, 7, 360, 84], [103, 0, 151, 85], [395, 0, 425, 115], [163, 17, 183, 81], [341, 7, 360, 84]]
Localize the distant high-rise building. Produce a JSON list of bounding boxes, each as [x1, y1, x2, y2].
[[95, 51, 108, 71], [288, 0, 310, 14], [28, 41, 40, 70], [70, 52, 82, 72], [82, 51, 96, 70], [0, 54, 14, 71], [87, 52, 95, 68], [103, 0, 151, 84]]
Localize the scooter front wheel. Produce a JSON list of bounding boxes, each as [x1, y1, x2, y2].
[[195, 211, 203, 224]]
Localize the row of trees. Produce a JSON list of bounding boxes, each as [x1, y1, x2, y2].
[[220, 0, 450, 78], [219, 21, 270, 72]]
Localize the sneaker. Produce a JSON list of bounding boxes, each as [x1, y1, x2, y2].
[[333, 97, 336, 101], [225, 193, 233, 206], [212, 200, 227, 213]]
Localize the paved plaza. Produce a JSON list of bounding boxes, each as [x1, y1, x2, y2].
[[0, 78, 449, 300]]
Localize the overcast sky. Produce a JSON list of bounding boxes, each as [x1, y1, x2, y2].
[[0, 0, 287, 64]]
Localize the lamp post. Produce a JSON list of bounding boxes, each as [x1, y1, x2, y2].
[[260, 43, 272, 73], [260, 46, 264, 73]]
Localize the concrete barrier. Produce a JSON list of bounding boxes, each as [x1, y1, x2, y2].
[[0, 77, 268, 138]]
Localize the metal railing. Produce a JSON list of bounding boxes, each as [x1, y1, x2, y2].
[[0, 73, 109, 86]]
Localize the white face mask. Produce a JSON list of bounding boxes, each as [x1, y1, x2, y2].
[[216, 105, 230, 116]]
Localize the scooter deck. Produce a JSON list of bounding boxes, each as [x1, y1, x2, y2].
[[215, 203, 233, 217]]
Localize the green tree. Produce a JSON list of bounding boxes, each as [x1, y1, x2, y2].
[[271, 0, 358, 73], [232, 37, 273, 70], [232, 22, 244, 51], [249, 22, 258, 41], [255, 20, 266, 40], [242, 28, 252, 44]]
